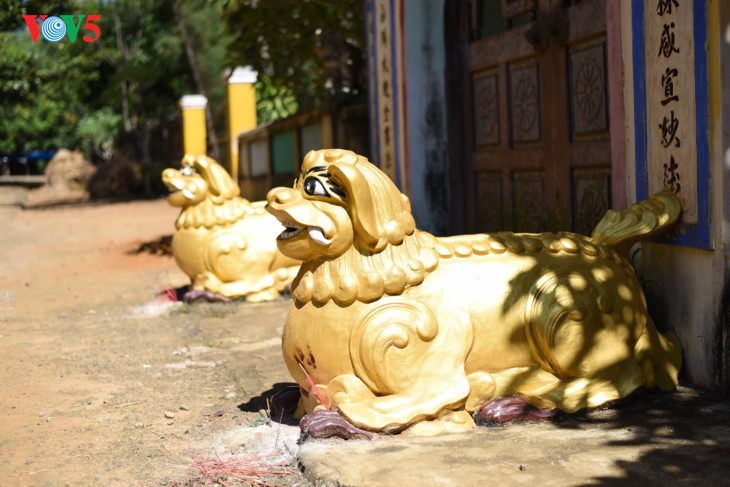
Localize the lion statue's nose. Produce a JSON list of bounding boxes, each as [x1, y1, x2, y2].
[[267, 187, 298, 205], [161, 168, 175, 184]]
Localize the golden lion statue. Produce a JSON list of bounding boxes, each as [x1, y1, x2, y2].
[[163, 155, 299, 302], [265, 149, 682, 436]]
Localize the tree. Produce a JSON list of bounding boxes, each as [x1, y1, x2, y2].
[[0, 0, 74, 32], [223, 0, 366, 119], [90, 0, 196, 163], [170, 0, 235, 160], [0, 28, 97, 153], [0, 0, 196, 165], [0, 0, 352, 184]]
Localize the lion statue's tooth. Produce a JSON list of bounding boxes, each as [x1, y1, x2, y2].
[[308, 226, 331, 245], [182, 189, 195, 200]]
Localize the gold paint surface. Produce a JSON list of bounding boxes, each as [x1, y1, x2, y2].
[[267, 149, 682, 434], [163, 155, 299, 301]]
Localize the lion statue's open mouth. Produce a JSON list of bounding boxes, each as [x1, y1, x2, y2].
[[265, 148, 682, 436], [276, 220, 330, 245]]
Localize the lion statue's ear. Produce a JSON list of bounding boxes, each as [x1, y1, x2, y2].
[[401, 193, 412, 213], [181, 154, 196, 168], [193, 156, 237, 198], [329, 162, 384, 250], [192, 156, 221, 195]]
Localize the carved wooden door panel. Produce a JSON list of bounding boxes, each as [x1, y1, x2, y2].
[[460, 0, 610, 234]]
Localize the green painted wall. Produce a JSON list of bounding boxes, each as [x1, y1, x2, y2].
[[271, 130, 296, 174]]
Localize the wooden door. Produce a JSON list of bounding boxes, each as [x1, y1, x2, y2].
[[453, 0, 610, 235]]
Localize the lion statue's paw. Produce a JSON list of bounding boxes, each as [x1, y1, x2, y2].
[[475, 397, 560, 426], [182, 289, 232, 304], [300, 409, 374, 441]]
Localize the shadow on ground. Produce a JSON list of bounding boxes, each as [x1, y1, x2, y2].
[[238, 382, 301, 425], [562, 387, 730, 485]]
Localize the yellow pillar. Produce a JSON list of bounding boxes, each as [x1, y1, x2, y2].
[[179, 95, 208, 156], [227, 67, 258, 181]]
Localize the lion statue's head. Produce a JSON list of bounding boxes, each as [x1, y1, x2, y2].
[[162, 155, 253, 229], [266, 149, 439, 306]]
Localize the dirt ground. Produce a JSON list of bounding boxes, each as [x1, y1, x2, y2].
[[0, 189, 308, 486]]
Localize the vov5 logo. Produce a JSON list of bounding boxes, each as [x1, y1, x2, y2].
[[23, 15, 101, 43]]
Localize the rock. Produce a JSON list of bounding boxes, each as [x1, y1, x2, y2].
[[22, 149, 95, 208], [45, 149, 95, 191], [164, 411, 175, 419]]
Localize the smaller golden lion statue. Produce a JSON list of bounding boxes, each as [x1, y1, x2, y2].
[[266, 149, 682, 436], [163, 155, 299, 302]]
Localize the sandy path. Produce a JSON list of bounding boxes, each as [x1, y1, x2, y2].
[[0, 196, 303, 486]]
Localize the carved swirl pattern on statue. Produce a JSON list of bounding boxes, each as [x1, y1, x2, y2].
[[525, 272, 613, 378], [349, 297, 439, 395]]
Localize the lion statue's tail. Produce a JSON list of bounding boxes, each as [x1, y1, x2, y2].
[[591, 191, 681, 258], [522, 192, 682, 410], [592, 191, 683, 392]]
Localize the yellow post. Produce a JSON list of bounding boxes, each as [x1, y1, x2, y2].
[[227, 67, 258, 181], [179, 95, 208, 156]]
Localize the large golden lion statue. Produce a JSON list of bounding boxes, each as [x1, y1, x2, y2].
[[266, 149, 682, 436], [162, 155, 299, 302]]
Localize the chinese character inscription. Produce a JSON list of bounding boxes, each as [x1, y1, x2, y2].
[[645, 0, 698, 223]]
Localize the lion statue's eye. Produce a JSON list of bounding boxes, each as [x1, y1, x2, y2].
[[303, 177, 328, 196], [181, 166, 194, 176]]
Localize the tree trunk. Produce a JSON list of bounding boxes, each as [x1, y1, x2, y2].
[[113, 13, 133, 133], [172, 0, 220, 160]]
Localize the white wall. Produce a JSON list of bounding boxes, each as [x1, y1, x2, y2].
[[403, 0, 450, 235], [634, 246, 726, 389]]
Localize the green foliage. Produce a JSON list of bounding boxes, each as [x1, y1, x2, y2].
[[0, 0, 197, 162], [223, 0, 366, 117], [89, 0, 193, 131], [255, 76, 299, 123], [175, 0, 232, 110], [0, 30, 96, 152], [0, 0, 367, 174], [76, 107, 122, 161], [0, 0, 74, 32]]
